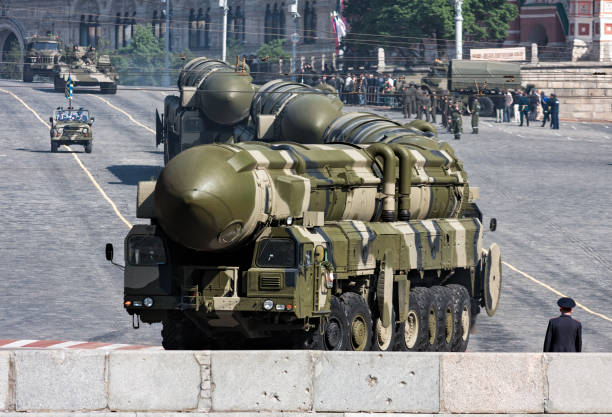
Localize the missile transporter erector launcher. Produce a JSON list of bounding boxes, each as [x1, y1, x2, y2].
[[156, 57, 344, 163], [113, 121, 502, 351]]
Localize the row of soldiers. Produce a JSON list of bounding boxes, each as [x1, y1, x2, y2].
[[398, 82, 480, 140]]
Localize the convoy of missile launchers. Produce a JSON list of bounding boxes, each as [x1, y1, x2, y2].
[[22, 36, 118, 94], [107, 57, 502, 352]]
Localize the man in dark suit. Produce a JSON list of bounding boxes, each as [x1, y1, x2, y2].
[[544, 297, 582, 352]]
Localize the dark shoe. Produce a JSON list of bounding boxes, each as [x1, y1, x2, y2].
[[519, 123, 523, 126]]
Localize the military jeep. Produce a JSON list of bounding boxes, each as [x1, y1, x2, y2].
[[49, 107, 95, 153]]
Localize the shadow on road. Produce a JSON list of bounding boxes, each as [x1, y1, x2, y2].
[[33, 87, 104, 95], [14, 147, 84, 154], [107, 164, 162, 186]]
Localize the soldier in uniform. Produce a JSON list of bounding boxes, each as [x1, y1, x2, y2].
[[407, 82, 417, 117], [415, 86, 424, 120], [450, 101, 462, 140], [469, 96, 480, 134], [441, 94, 449, 128], [550, 93, 560, 129], [430, 91, 438, 124], [544, 297, 582, 352], [422, 90, 431, 122], [402, 85, 410, 118]]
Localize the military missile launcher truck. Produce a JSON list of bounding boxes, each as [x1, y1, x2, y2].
[[157, 57, 343, 163], [22, 35, 64, 82], [107, 110, 501, 351], [417, 59, 521, 117], [53, 46, 118, 94]]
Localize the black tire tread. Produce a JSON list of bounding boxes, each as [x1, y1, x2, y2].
[[447, 284, 471, 352], [340, 292, 373, 351]]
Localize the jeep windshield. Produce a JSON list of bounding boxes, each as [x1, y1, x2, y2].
[[29, 42, 58, 51], [55, 110, 89, 122]]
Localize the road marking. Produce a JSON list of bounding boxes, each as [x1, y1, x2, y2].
[[570, 125, 577, 130], [0, 339, 162, 350], [0, 88, 132, 229], [503, 261, 612, 323], [91, 95, 156, 134]]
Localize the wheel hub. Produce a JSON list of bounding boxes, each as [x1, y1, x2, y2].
[[350, 314, 368, 351]]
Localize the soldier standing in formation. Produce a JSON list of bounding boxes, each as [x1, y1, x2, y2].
[[422, 91, 431, 122], [402, 85, 410, 118], [415, 86, 424, 120], [430, 91, 438, 124], [450, 102, 462, 140], [407, 83, 417, 117], [469, 97, 480, 134], [544, 297, 582, 352]]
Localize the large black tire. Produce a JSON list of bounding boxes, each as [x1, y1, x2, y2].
[[431, 286, 455, 352], [101, 83, 117, 94], [23, 67, 33, 83], [54, 77, 65, 92], [371, 306, 395, 351], [161, 315, 210, 350], [396, 287, 430, 351], [298, 296, 350, 351], [421, 286, 445, 351], [50, 141, 58, 153], [447, 284, 471, 352], [478, 96, 494, 117], [341, 292, 373, 351], [84, 142, 93, 153]]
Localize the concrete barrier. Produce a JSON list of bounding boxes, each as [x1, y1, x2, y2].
[[1, 350, 611, 415]]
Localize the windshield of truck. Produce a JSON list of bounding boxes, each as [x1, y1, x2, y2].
[[256, 239, 296, 268], [30, 42, 58, 51], [55, 109, 89, 122]]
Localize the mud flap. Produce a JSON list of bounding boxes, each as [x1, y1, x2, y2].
[[483, 243, 502, 317], [377, 257, 394, 328], [155, 109, 164, 147]]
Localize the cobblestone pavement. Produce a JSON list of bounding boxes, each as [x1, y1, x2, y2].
[[0, 81, 610, 351]]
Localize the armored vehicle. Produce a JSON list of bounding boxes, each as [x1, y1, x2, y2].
[[418, 60, 521, 116], [49, 107, 94, 153], [107, 111, 501, 351], [54, 46, 118, 94], [157, 57, 343, 163], [23, 35, 63, 82]]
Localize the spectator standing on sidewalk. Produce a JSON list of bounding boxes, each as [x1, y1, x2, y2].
[[504, 90, 513, 122], [512, 90, 521, 125], [494, 94, 504, 123], [550, 93, 560, 129], [541, 92, 551, 127], [519, 92, 530, 126]]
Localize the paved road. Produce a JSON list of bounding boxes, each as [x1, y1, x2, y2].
[[1, 81, 611, 351]]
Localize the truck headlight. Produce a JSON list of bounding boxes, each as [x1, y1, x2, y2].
[[82, 127, 89, 134], [127, 235, 167, 266], [263, 300, 274, 311], [143, 297, 154, 308]]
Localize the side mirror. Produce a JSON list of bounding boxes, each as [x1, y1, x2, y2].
[[89, 117, 95, 125], [489, 218, 497, 232], [105, 243, 114, 261]]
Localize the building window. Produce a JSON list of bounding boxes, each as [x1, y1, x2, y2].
[[234, 6, 244, 41], [279, 3, 286, 38], [272, 4, 279, 39], [88, 15, 95, 46], [123, 12, 129, 47], [115, 13, 122, 49], [189, 9, 196, 48], [205, 8, 210, 48], [303, 1, 317, 43], [95, 17, 101, 46], [80, 15, 88, 46], [265, 4, 271, 42]]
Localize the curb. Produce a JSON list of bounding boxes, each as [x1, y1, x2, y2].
[[0, 339, 162, 350]]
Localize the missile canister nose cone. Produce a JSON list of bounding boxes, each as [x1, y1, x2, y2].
[[154, 145, 258, 252], [199, 72, 254, 125], [280, 94, 342, 143]]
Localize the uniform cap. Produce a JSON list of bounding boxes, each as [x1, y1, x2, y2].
[[557, 297, 576, 309]]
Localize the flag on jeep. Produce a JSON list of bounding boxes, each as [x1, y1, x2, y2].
[[65, 74, 74, 100]]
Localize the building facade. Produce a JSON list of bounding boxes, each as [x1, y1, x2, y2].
[[505, 0, 612, 61], [0, 0, 341, 68]]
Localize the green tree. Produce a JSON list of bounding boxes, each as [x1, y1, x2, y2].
[[343, 0, 518, 61], [256, 38, 290, 61], [108, 24, 195, 86], [1, 37, 22, 79], [226, 38, 245, 63]]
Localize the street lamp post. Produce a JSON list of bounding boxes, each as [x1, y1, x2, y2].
[[220, 0, 229, 62], [163, 0, 171, 86], [289, 0, 300, 81], [454, 0, 463, 60]]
